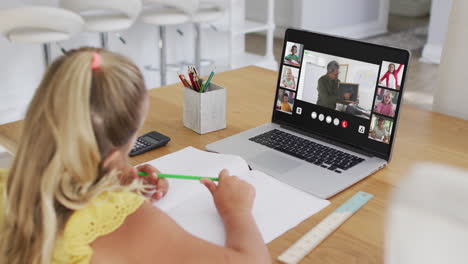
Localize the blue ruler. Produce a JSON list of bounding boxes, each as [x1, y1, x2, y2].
[[278, 191, 374, 264]]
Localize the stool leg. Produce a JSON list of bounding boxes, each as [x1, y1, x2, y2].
[[43, 43, 51, 67], [194, 23, 201, 71], [159, 25, 167, 86], [100, 32, 109, 49]]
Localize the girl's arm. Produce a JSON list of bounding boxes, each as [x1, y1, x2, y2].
[[379, 72, 388, 83], [292, 77, 296, 89], [90, 171, 271, 264], [395, 64, 403, 74]]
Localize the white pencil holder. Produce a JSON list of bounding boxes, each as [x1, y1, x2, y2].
[[183, 83, 226, 134]]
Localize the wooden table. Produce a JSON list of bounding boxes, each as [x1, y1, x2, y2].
[[1, 66, 468, 263]]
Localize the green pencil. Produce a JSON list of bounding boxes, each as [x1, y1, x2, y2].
[[203, 71, 215, 93], [137, 171, 219, 181]]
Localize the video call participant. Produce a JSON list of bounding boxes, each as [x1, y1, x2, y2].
[[369, 117, 390, 143], [317, 60, 340, 109], [281, 68, 296, 90], [284, 45, 300, 66], [379, 63, 403, 90], [374, 90, 395, 117], [280, 92, 292, 112]]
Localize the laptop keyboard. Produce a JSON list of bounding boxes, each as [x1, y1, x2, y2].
[[249, 129, 365, 173]]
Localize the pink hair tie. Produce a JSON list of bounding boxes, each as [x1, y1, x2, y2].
[[91, 52, 102, 70]]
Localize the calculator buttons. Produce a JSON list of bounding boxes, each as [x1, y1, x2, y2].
[[133, 139, 150, 152], [129, 131, 171, 157]]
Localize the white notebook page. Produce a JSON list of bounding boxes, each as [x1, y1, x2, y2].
[[143, 147, 330, 245], [147, 147, 250, 211]]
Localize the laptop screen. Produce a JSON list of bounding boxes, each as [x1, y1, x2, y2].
[[272, 28, 410, 160]]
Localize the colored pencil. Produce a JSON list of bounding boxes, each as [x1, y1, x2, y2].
[[137, 171, 219, 181]]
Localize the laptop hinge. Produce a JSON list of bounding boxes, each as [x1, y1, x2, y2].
[[279, 124, 374, 157]]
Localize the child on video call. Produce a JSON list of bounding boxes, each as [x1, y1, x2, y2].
[[374, 90, 395, 117], [0, 48, 270, 264], [280, 91, 292, 112], [379, 63, 403, 90], [281, 68, 296, 90], [284, 45, 300, 66], [370, 118, 390, 143]]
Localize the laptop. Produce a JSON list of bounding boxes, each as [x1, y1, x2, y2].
[[206, 28, 410, 199]]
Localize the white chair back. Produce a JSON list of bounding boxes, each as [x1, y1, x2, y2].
[[142, 0, 200, 15], [0, 6, 84, 44], [386, 163, 468, 264], [199, 0, 228, 11], [60, 0, 142, 21]]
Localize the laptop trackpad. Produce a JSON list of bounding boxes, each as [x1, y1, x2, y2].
[[249, 151, 301, 173]]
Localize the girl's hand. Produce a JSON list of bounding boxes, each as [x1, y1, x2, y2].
[[132, 164, 169, 202], [200, 169, 255, 219]]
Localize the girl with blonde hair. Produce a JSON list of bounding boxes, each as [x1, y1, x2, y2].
[[0, 47, 270, 264], [374, 90, 395, 117], [281, 68, 296, 90]]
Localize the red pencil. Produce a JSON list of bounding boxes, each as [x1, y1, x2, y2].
[[193, 75, 202, 92], [178, 72, 192, 89], [188, 72, 199, 92]]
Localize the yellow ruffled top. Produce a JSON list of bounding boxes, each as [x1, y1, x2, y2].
[[0, 169, 145, 264]]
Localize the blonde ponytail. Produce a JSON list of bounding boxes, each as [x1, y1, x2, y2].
[[0, 47, 147, 264]]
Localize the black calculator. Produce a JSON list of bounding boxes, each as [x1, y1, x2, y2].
[[129, 131, 171, 157]]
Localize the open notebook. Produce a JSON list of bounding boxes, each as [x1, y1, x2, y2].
[[146, 147, 330, 245]]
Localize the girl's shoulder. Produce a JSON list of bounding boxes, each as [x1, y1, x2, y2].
[[54, 191, 145, 263]]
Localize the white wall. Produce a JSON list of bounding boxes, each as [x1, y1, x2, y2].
[[246, 0, 389, 39], [421, 0, 453, 64], [300, 0, 389, 39], [433, 0, 468, 120], [245, 0, 299, 37]]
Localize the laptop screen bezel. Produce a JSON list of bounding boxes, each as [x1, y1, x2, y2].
[[271, 28, 411, 161]]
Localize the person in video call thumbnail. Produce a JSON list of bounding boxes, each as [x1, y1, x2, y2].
[[282, 68, 296, 90], [280, 91, 292, 112], [379, 63, 403, 90], [284, 45, 300, 66], [374, 90, 395, 117], [317, 60, 341, 109], [370, 117, 390, 143]]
